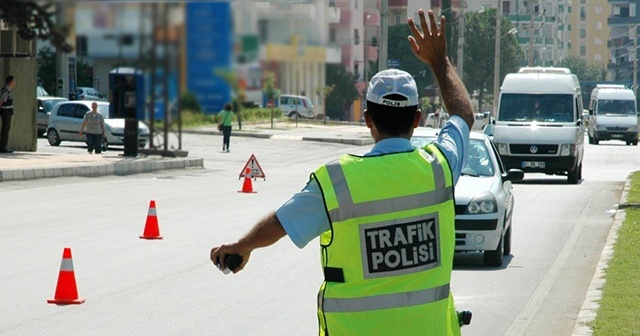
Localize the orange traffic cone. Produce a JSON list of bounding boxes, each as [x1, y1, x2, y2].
[[238, 167, 257, 193], [140, 200, 163, 239], [47, 247, 85, 305]]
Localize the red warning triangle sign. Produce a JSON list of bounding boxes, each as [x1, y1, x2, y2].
[[239, 154, 266, 180]]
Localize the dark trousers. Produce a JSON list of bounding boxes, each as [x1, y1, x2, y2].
[[0, 112, 12, 151], [222, 125, 232, 150], [86, 133, 102, 154]]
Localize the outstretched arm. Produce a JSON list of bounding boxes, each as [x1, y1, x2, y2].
[[407, 10, 474, 130], [210, 211, 286, 273]]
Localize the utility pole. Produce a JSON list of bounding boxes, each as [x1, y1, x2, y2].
[[457, 1, 465, 79], [379, 0, 388, 71], [633, 25, 638, 97], [55, 3, 70, 99], [492, 0, 501, 118], [527, 0, 535, 66]]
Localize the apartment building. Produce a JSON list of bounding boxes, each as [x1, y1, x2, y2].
[[607, 0, 640, 82]]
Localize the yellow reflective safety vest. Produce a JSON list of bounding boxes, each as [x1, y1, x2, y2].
[[312, 144, 460, 336]]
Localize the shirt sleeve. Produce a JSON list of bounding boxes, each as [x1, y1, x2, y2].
[[433, 115, 470, 186], [275, 178, 330, 249]]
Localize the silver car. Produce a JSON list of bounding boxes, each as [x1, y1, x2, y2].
[[411, 128, 524, 266], [47, 101, 149, 151], [37, 96, 68, 137]]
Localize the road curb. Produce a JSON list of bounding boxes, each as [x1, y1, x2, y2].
[[571, 178, 630, 335], [0, 157, 204, 182]]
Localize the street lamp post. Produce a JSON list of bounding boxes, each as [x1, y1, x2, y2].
[[492, 0, 501, 118], [457, 1, 465, 79]]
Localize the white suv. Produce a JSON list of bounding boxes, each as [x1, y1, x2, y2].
[[47, 101, 149, 151]]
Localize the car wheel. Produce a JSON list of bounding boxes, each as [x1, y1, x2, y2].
[[47, 129, 61, 146], [634, 139, 639, 146], [567, 165, 580, 184], [577, 163, 583, 180], [484, 233, 504, 267], [101, 138, 109, 152], [288, 112, 300, 119], [593, 136, 599, 145], [503, 226, 512, 256]]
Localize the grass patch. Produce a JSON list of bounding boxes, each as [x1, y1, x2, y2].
[[152, 108, 285, 129], [591, 171, 640, 335]]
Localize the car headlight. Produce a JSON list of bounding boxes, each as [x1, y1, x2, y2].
[[560, 144, 574, 156], [496, 143, 508, 155], [628, 125, 638, 132], [466, 192, 497, 214]]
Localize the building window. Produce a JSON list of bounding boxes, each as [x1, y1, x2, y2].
[[595, 6, 602, 14], [594, 38, 602, 46], [596, 22, 602, 30], [632, 3, 637, 17], [580, 28, 586, 38], [594, 54, 602, 61], [76, 35, 87, 57], [329, 0, 336, 7], [395, 14, 402, 25], [329, 28, 336, 43], [580, 7, 586, 21], [258, 19, 268, 43], [580, 45, 586, 56], [355, 0, 358, 9], [354, 29, 360, 45]]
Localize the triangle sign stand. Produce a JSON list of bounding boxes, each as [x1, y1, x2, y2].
[[239, 154, 266, 181]]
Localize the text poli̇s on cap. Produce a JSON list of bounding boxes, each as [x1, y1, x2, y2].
[[366, 69, 419, 108]]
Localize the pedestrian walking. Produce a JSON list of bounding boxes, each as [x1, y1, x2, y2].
[[0, 75, 16, 153], [79, 102, 105, 154], [210, 9, 474, 336], [217, 103, 234, 153]]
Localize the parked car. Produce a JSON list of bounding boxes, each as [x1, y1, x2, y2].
[[37, 96, 69, 137], [411, 128, 524, 266], [277, 94, 315, 119], [47, 101, 149, 151], [423, 111, 449, 128], [76, 87, 106, 101]]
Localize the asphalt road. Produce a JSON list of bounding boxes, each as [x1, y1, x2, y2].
[[0, 133, 635, 335]]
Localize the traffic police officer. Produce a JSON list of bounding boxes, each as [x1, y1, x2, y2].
[[211, 9, 474, 335], [0, 75, 15, 153]]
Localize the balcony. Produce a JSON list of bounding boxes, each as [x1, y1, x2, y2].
[[0, 30, 34, 57], [327, 6, 341, 24], [326, 45, 342, 64], [608, 16, 640, 26]]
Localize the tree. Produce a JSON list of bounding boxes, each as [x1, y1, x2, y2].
[[263, 72, 280, 128], [37, 46, 56, 94], [315, 84, 335, 123], [1, 2, 73, 53], [559, 56, 606, 82], [325, 64, 358, 121], [216, 69, 246, 129], [38, 46, 94, 96], [464, 9, 521, 112], [386, 24, 434, 95]]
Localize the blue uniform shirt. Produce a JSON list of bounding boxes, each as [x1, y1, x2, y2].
[[276, 116, 470, 248]]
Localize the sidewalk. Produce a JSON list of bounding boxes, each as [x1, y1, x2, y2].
[[0, 121, 371, 182]]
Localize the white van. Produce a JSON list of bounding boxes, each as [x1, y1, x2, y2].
[[278, 94, 315, 119], [588, 84, 639, 146], [493, 67, 585, 184]]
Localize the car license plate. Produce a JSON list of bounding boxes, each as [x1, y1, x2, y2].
[[522, 161, 546, 168], [612, 134, 623, 138]]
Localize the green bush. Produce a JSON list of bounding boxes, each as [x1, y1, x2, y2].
[[181, 91, 201, 113]]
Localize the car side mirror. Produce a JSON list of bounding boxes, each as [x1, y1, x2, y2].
[[577, 120, 583, 127], [503, 169, 524, 182]]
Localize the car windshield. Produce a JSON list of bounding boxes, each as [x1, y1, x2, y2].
[[499, 93, 574, 122], [596, 99, 636, 115], [409, 137, 494, 177], [42, 99, 67, 112]]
